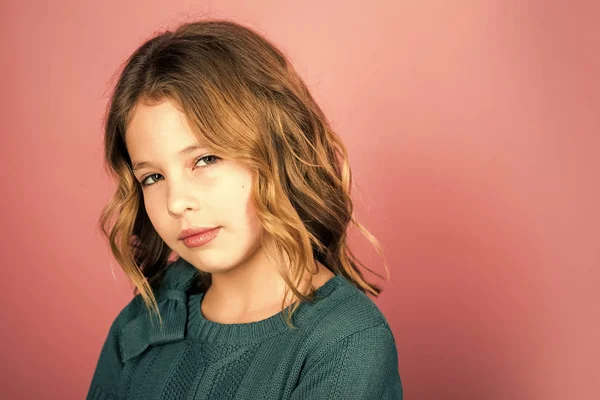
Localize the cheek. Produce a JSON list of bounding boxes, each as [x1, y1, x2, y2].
[[242, 188, 263, 239], [142, 195, 167, 233], [215, 178, 258, 228]]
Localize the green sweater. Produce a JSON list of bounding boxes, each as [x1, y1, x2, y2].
[[87, 258, 403, 399]]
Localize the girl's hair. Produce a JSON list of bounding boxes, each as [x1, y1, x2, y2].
[[99, 19, 390, 327]]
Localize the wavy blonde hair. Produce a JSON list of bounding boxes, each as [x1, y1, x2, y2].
[[99, 19, 390, 328]]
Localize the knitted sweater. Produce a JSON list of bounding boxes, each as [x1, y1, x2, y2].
[[86, 258, 403, 399]]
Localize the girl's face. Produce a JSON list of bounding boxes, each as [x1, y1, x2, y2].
[[125, 98, 263, 273]]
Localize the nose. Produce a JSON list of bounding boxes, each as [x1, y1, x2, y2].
[[166, 175, 200, 218]]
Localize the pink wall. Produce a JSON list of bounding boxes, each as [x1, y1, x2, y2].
[[2, 1, 598, 399]]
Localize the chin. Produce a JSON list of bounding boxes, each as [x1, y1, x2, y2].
[[178, 251, 229, 272]]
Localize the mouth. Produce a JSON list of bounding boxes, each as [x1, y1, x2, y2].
[[179, 227, 221, 248], [178, 226, 220, 240]]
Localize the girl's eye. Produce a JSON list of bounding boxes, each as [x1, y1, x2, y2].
[[140, 173, 162, 187], [195, 155, 221, 168], [139, 155, 222, 187]]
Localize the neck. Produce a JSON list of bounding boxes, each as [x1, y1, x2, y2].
[[200, 246, 331, 324]]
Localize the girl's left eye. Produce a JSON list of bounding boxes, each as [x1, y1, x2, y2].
[[195, 155, 221, 168]]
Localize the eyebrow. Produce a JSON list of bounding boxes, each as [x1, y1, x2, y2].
[[131, 144, 206, 172]]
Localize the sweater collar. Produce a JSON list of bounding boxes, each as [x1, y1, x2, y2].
[[118, 257, 347, 359]]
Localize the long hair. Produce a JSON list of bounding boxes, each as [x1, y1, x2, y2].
[[99, 19, 390, 327]]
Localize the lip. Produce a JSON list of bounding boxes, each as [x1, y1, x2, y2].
[[179, 227, 221, 249], [178, 227, 220, 240]]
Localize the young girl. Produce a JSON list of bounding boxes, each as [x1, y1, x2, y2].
[[87, 19, 403, 400]]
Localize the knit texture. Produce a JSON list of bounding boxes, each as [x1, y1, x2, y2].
[[86, 258, 403, 399]]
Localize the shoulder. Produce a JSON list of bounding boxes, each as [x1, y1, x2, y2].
[[88, 294, 145, 389], [298, 275, 397, 357], [305, 275, 392, 330], [291, 276, 402, 397], [106, 294, 146, 338]]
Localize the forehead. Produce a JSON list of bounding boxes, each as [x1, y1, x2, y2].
[[125, 99, 204, 154]]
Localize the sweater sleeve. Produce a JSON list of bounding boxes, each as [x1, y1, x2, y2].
[[290, 323, 403, 400], [86, 296, 140, 400]]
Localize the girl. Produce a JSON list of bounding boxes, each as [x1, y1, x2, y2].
[[87, 19, 403, 400]]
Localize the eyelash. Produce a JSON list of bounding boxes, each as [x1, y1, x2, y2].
[[139, 155, 222, 187]]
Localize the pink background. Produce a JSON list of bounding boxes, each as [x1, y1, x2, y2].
[[2, 1, 598, 399]]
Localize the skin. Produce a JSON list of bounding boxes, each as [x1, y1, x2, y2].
[[125, 98, 335, 324]]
